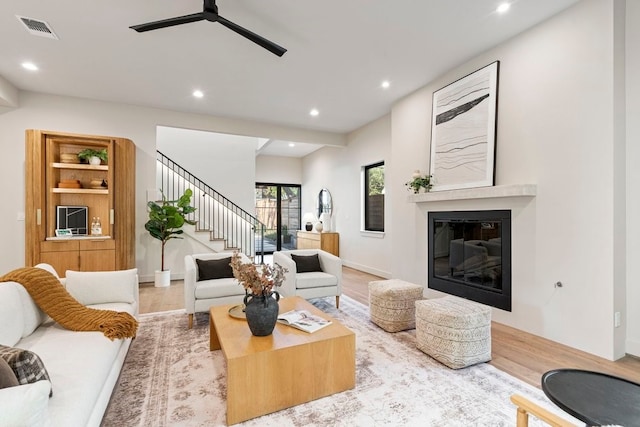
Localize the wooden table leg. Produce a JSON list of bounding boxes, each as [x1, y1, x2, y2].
[[209, 309, 221, 351]]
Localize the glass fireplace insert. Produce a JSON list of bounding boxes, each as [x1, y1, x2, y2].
[[428, 209, 511, 311]]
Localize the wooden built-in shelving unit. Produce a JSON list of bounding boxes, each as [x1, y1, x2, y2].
[[25, 129, 136, 276]]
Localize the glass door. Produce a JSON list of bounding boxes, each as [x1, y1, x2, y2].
[[255, 183, 300, 253], [280, 185, 300, 250]]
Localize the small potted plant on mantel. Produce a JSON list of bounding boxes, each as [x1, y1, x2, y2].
[[77, 148, 108, 166], [405, 170, 433, 194], [145, 189, 196, 287]]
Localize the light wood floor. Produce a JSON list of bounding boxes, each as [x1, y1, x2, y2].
[[139, 266, 640, 388]]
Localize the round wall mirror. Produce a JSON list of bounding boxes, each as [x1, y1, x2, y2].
[[317, 188, 332, 218]]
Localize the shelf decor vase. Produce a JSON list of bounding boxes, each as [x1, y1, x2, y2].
[[89, 156, 102, 166], [243, 291, 280, 336]]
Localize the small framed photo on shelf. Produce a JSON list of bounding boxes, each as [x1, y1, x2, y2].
[[55, 229, 73, 237]]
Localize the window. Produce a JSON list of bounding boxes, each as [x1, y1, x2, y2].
[[364, 162, 384, 232]]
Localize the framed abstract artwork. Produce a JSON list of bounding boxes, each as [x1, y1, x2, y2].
[[429, 61, 500, 191]]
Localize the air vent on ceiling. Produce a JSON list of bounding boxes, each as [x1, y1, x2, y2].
[[16, 15, 59, 40]]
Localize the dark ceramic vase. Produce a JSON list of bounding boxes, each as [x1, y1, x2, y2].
[[243, 291, 280, 336]]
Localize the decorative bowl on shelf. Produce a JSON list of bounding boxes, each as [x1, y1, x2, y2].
[[90, 179, 108, 189], [60, 153, 80, 164]]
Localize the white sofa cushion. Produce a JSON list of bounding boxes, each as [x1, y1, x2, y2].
[[0, 381, 52, 427], [0, 263, 59, 341], [14, 285, 47, 338], [88, 302, 137, 316], [295, 272, 338, 289], [194, 278, 245, 299], [65, 268, 137, 305], [0, 283, 24, 347], [34, 263, 60, 279]]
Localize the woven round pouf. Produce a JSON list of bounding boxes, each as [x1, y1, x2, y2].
[[368, 279, 423, 332], [415, 296, 491, 369]]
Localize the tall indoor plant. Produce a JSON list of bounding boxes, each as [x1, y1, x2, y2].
[[145, 188, 196, 287]]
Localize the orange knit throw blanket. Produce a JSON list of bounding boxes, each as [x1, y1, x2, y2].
[[1, 267, 138, 340]]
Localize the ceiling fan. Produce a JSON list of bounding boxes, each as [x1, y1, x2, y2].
[[130, 0, 287, 57]]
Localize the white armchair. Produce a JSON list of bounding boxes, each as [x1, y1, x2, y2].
[[273, 249, 342, 308], [184, 252, 251, 328]]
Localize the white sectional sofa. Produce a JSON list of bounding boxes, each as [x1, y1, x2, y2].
[[0, 264, 139, 427]]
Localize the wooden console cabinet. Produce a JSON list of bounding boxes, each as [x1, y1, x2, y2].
[[25, 130, 136, 276], [296, 231, 339, 257]]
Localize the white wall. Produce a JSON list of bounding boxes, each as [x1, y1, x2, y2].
[[626, 0, 640, 356], [389, 0, 624, 360], [0, 91, 345, 280], [157, 126, 257, 213], [255, 156, 302, 184], [612, 0, 628, 361], [0, 74, 18, 109], [302, 115, 392, 277]]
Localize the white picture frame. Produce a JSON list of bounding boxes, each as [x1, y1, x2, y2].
[[429, 61, 500, 191]]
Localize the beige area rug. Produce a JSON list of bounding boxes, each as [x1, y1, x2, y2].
[[101, 296, 575, 427]]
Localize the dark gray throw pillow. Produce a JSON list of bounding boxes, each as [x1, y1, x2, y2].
[[0, 357, 19, 389], [196, 257, 234, 281], [291, 254, 323, 273], [0, 345, 52, 396]]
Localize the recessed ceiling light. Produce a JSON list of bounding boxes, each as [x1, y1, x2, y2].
[[309, 109, 319, 117], [193, 90, 204, 98], [496, 3, 510, 13], [288, 143, 295, 148], [22, 62, 38, 71], [381, 80, 390, 89]]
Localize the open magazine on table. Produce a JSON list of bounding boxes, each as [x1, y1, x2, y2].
[[277, 309, 332, 333]]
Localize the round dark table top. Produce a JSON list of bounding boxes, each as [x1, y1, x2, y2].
[[542, 369, 640, 426]]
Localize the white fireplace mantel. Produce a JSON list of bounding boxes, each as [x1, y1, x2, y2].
[[408, 184, 536, 203]]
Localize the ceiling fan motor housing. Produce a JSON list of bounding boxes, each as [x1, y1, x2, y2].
[[204, 0, 219, 20]]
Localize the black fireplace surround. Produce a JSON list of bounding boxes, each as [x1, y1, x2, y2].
[[428, 210, 512, 311]]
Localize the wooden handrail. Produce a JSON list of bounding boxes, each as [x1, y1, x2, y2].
[[510, 394, 576, 427]]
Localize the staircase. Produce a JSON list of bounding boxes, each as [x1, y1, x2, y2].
[[156, 151, 265, 263]]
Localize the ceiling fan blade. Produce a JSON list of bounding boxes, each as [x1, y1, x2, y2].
[[217, 15, 287, 57], [130, 13, 205, 32]]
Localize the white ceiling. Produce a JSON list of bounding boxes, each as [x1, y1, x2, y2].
[[1, 0, 579, 155], [257, 139, 323, 158]]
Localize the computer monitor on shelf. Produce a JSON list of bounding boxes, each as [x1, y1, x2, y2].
[[56, 206, 88, 235]]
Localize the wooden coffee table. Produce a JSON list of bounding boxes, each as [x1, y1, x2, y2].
[[209, 296, 356, 425]]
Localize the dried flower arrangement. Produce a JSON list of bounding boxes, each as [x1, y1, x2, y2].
[[230, 251, 288, 296]]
